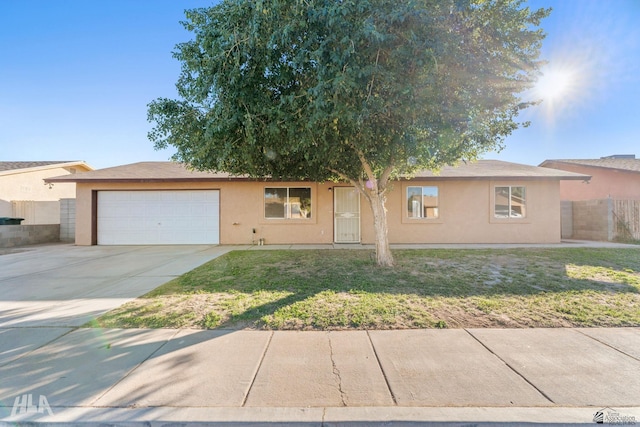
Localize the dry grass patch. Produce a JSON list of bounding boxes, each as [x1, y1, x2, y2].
[[90, 247, 640, 330]]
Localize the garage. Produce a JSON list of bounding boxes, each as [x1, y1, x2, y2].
[[97, 190, 220, 245]]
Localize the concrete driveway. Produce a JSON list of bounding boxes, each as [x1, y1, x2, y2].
[[0, 244, 233, 327]]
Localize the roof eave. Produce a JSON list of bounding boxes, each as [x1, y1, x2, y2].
[[44, 177, 252, 184], [401, 173, 591, 181], [1, 161, 93, 177], [47, 175, 590, 184], [406, 176, 590, 181]]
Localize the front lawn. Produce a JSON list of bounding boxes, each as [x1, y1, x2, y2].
[[90, 248, 640, 330]]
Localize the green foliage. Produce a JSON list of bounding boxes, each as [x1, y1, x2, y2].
[[435, 320, 448, 329], [202, 311, 222, 328], [148, 0, 550, 184], [147, 0, 550, 266]]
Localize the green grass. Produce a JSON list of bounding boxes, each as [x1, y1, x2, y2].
[[91, 248, 640, 330]]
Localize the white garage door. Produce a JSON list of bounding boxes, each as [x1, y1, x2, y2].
[[98, 190, 220, 245]]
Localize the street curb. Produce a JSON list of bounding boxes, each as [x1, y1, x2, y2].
[[2, 406, 639, 426]]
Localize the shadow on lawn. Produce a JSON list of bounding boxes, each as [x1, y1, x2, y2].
[[158, 248, 640, 329], [88, 248, 640, 329]]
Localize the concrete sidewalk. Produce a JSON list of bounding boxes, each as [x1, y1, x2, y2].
[[0, 327, 639, 425]]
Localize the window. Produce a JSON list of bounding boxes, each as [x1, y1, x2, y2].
[[407, 186, 439, 219], [494, 186, 526, 218], [264, 187, 312, 219]]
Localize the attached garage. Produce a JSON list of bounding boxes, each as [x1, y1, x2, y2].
[[97, 190, 220, 245]]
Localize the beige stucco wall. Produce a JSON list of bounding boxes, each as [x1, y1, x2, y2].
[[543, 162, 640, 201], [74, 178, 562, 245], [365, 179, 561, 244], [0, 167, 79, 201], [0, 166, 87, 224]]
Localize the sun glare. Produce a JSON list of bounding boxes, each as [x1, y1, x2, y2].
[[530, 60, 589, 124], [535, 68, 575, 102]]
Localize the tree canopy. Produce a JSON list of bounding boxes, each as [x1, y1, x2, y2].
[[148, 0, 550, 266]]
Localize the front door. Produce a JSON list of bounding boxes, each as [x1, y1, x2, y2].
[[334, 187, 360, 243]]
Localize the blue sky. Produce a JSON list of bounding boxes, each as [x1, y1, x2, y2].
[[1, 0, 639, 170]]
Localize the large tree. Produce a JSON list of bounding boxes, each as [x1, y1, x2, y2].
[[149, 0, 550, 266]]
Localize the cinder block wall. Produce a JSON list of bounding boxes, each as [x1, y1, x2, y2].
[[571, 199, 613, 241], [561, 200, 573, 239], [0, 224, 60, 248], [60, 198, 76, 242]]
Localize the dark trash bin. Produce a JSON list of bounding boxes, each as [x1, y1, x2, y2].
[[0, 217, 24, 225]]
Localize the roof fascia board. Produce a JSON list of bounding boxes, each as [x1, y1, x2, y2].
[[45, 177, 269, 183], [0, 161, 92, 177], [405, 176, 589, 181], [46, 175, 589, 184]]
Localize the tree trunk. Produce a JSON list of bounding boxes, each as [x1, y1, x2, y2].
[[368, 190, 395, 267], [333, 151, 395, 267]]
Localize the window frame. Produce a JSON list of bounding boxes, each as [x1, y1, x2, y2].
[[493, 185, 527, 220], [401, 183, 443, 224], [263, 186, 313, 220], [406, 185, 439, 219]]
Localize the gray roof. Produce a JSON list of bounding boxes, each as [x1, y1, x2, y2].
[[45, 160, 588, 183], [540, 157, 640, 174], [412, 160, 588, 180], [0, 161, 84, 172], [45, 161, 238, 183]]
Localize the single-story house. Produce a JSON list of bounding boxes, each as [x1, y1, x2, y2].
[[0, 161, 93, 224], [45, 160, 588, 246], [540, 155, 640, 201]]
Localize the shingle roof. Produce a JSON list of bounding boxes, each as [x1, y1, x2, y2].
[[0, 161, 82, 172], [540, 157, 640, 173], [413, 160, 588, 180], [45, 161, 238, 183], [45, 160, 588, 183]]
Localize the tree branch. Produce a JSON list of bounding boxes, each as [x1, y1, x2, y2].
[[328, 167, 371, 204], [349, 143, 375, 184], [379, 164, 394, 191], [365, 48, 381, 104]]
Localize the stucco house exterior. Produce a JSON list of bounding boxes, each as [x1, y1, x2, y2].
[[45, 160, 588, 246], [540, 155, 640, 201], [0, 161, 93, 224]]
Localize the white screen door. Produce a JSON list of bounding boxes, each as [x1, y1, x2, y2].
[[334, 187, 360, 243]]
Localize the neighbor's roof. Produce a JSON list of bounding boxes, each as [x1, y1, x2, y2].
[[540, 157, 640, 174], [0, 161, 93, 176], [45, 160, 588, 183]]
